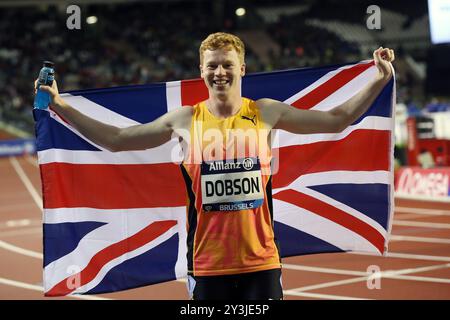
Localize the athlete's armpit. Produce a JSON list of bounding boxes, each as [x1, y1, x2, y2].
[[115, 105, 193, 151], [256, 98, 342, 134]]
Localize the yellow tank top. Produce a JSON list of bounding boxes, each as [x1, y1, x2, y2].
[[180, 97, 281, 276]]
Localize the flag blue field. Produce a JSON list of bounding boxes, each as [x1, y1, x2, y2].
[[34, 60, 395, 296]]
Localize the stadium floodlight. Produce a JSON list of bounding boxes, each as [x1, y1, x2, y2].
[[428, 0, 450, 44], [235, 7, 246, 17], [86, 15, 98, 24]]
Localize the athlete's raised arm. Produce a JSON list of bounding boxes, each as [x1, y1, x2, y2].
[[257, 47, 395, 134], [37, 80, 192, 152]]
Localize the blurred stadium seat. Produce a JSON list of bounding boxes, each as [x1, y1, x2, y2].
[[0, 0, 447, 152]]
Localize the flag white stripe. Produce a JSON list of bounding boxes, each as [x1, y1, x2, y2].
[[38, 116, 389, 165], [280, 170, 391, 188], [309, 65, 377, 111], [37, 139, 183, 165], [45, 206, 188, 285], [273, 175, 388, 238], [166, 81, 182, 112], [44, 207, 185, 224], [70, 224, 183, 294], [47, 108, 109, 152], [44, 207, 186, 292], [275, 116, 391, 148], [387, 68, 397, 245], [283, 60, 372, 105], [299, 186, 388, 237], [273, 199, 380, 253], [60, 93, 141, 127], [44, 221, 126, 291]]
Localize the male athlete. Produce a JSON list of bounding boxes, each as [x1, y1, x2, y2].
[[36, 32, 395, 300]]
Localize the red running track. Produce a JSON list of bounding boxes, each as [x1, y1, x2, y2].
[[0, 156, 449, 300]]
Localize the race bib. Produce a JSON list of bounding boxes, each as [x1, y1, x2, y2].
[[201, 157, 264, 212]]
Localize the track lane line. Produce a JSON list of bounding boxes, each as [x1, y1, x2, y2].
[[395, 194, 450, 203], [283, 263, 450, 284], [286, 263, 450, 293], [283, 290, 369, 300], [284, 263, 366, 276], [287, 276, 369, 293], [0, 202, 36, 213], [389, 235, 450, 244], [0, 218, 40, 230], [395, 213, 450, 220], [9, 156, 42, 211], [350, 251, 450, 262], [0, 240, 43, 259], [0, 227, 42, 238], [393, 220, 450, 229], [395, 207, 450, 216], [0, 277, 112, 300]]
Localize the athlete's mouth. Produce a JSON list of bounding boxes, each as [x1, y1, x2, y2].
[[213, 80, 230, 86]]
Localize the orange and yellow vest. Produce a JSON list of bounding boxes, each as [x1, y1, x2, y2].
[[180, 97, 281, 276]]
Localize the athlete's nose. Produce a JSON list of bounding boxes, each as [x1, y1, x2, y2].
[[215, 65, 226, 76]]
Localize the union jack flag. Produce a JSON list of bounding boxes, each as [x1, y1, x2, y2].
[[34, 60, 395, 296]]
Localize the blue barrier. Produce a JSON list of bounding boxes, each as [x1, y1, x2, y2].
[[0, 138, 37, 157]]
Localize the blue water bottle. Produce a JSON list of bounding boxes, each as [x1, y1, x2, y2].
[[34, 61, 54, 109]]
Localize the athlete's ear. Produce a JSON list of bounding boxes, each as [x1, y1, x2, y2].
[[200, 64, 204, 78], [241, 63, 246, 77]]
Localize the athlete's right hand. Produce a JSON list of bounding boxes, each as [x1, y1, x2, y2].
[[34, 79, 63, 107]]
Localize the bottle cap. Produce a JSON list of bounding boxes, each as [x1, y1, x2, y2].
[[43, 61, 54, 68]]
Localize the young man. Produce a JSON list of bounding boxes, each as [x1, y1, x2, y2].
[[36, 32, 395, 300]]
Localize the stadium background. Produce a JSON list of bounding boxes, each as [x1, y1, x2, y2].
[[1, 0, 449, 300]]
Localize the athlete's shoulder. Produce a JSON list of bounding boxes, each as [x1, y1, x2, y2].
[[254, 98, 277, 107], [253, 98, 284, 129], [242, 97, 258, 112], [190, 100, 206, 112], [255, 98, 289, 112], [169, 104, 194, 116]]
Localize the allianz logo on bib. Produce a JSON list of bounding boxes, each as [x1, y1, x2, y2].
[[204, 157, 257, 174], [242, 157, 254, 170]]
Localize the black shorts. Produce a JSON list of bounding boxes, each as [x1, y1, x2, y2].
[[187, 268, 283, 300]]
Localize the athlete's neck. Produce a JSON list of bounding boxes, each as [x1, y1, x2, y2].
[[207, 94, 242, 119]]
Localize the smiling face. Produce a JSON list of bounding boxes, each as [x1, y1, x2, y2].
[[200, 47, 246, 100]]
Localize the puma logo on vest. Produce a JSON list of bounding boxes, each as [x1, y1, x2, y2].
[[241, 115, 256, 125]]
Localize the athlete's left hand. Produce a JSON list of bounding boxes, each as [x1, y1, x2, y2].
[[373, 47, 395, 82]]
